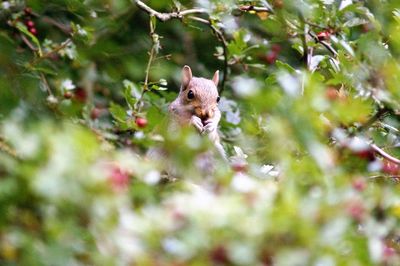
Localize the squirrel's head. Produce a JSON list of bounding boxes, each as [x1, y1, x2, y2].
[[179, 65, 220, 123]]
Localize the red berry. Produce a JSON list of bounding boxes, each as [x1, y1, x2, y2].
[[74, 87, 87, 102], [63, 91, 73, 99], [273, 0, 283, 9], [317, 31, 330, 41], [231, 161, 248, 173], [271, 44, 282, 53], [382, 160, 400, 176], [24, 7, 32, 15], [135, 117, 148, 128], [90, 108, 101, 120], [352, 177, 367, 192], [109, 166, 130, 190], [25, 20, 35, 28], [354, 149, 375, 161], [383, 245, 396, 259], [210, 245, 229, 264], [265, 52, 277, 64], [346, 200, 365, 222], [325, 87, 339, 101], [29, 27, 37, 35], [361, 24, 371, 33]]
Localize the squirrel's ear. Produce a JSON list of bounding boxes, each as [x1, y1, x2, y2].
[[212, 70, 219, 86], [182, 65, 192, 89]]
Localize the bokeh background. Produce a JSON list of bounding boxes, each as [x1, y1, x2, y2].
[[1, 0, 400, 265]]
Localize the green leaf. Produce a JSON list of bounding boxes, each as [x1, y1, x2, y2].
[[275, 60, 297, 73], [109, 102, 127, 123], [16, 22, 42, 56]]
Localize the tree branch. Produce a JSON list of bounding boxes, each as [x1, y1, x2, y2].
[[238, 5, 273, 13], [31, 38, 72, 66], [135, 18, 158, 112], [308, 31, 338, 57], [135, 0, 206, 22], [357, 107, 391, 133], [370, 144, 400, 165], [0, 137, 19, 159], [188, 16, 228, 94], [135, 1, 229, 94], [20, 34, 38, 51]]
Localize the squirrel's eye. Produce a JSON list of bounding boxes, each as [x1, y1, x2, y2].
[[187, 90, 194, 100], [217, 96, 220, 103]]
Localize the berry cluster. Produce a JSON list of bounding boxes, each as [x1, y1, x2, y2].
[[23, 7, 37, 36]]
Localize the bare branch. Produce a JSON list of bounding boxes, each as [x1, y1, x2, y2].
[[31, 38, 72, 66], [20, 34, 38, 51], [135, 0, 206, 22], [187, 16, 228, 93], [41, 17, 72, 34], [135, 19, 158, 112], [0, 137, 19, 159], [40, 73, 53, 96], [371, 144, 400, 165], [135, 1, 229, 94], [308, 31, 338, 57], [357, 107, 390, 133], [30, 10, 72, 34], [238, 5, 273, 13]]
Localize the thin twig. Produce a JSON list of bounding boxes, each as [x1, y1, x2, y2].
[[30, 10, 72, 34], [41, 16, 71, 34], [0, 138, 19, 159], [31, 38, 72, 65], [304, 20, 328, 30], [357, 107, 390, 133], [20, 34, 38, 51], [135, 1, 229, 94], [39, 72, 53, 96], [187, 16, 228, 94], [136, 19, 157, 112], [308, 31, 338, 57], [378, 122, 400, 134], [238, 5, 273, 13], [370, 144, 400, 165], [136, 0, 206, 22]]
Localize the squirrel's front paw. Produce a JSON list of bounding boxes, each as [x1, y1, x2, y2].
[[203, 119, 218, 134], [190, 115, 204, 133]]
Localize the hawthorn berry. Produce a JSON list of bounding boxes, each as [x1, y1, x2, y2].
[[29, 27, 37, 35], [24, 7, 32, 15], [383, 244, 396, 259], [109, 166, 130, 190], [135, 117, 148, 128], [63, 91, 73, 99], [265, 52, 277, 64], [74, 87, 87, 102], [231, 161, 248, 173], [90, 108, 101, 120], [382, 160, 399, 176], [325, 87, 339, 101], [271, 44, 282, 53], [352, 177, 367, 192], [25, 20, 35, 28], [354, 149, 375, 161], [210, 245, 229, 264], [273, 0, 283, 9], [317, 31, 330, 41], [346, 200, 365, 222]]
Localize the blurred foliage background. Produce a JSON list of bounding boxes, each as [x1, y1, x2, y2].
[[1, 0, 400, 265]]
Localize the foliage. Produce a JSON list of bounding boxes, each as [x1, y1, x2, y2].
[[1, 0, 400, 265]]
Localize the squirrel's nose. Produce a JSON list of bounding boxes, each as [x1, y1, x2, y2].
[[195, 108, 213, 124]]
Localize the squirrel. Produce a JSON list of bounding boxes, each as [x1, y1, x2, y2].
[[169, 65, 226, 161]]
